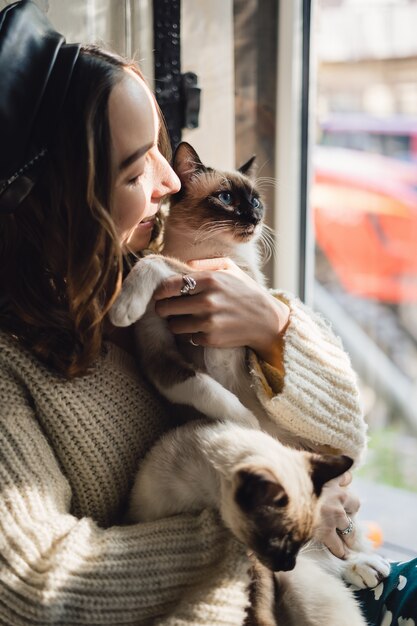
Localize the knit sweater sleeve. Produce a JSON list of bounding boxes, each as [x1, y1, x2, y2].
[[247, 291, 367, 463], [0, 365, 249, 625]]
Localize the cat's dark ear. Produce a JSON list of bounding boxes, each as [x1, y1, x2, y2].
[[238, 155, 256, 177], [173, 141, 206, 186], [235, 466, 289, 513], [308, 454, 353, 497]]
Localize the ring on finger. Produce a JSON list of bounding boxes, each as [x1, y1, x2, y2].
[[336, 515, 355, 536], [180, 274, 197, 296], [189, 335, 199, 347]]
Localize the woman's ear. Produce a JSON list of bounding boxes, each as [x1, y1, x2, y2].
[[238, 155, 256, 177], [173, 141, 206, 187]]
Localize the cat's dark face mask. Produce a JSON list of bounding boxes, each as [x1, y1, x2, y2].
[[170, 141, 265, 243]]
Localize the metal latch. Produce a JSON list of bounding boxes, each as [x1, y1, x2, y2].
[[181, 72, 201, 130]]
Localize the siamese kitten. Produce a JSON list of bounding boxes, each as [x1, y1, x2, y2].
[[128, 421, 367, 626], [110, 143, 389, 624]]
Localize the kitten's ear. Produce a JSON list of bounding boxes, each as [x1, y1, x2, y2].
[[308, 454, 353, 497], [238, 155, 256, 177], [235, 466, 289, 513], [173, 141, 206, 186]]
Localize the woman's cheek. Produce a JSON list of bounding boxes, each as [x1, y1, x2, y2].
[[119, 187, 148, 231]]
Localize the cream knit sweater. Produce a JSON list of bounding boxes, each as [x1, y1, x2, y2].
[[0, 294, 367, 625]]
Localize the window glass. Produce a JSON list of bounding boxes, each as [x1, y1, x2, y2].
[[312, 0, 417, 493]]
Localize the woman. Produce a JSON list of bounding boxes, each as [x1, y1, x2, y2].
[[0, 2, 413, 625]]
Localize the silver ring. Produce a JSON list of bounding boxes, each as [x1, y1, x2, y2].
[[180, 274, 197, 295], [336, 516, 355, 536], [190, 336, 199, 347]]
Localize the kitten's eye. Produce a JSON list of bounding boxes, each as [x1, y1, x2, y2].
[[273, 493, 289, 508], [251, 197, 260, 209], [218, 191, 233, 205]]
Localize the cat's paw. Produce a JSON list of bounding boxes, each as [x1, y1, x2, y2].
[[109, 276, 148, 327], [343, 552, 391, 589]]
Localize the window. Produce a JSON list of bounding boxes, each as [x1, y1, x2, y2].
[[311, 0, 417, 498]]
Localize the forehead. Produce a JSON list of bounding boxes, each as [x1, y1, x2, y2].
[[108, 70, 158, 163]]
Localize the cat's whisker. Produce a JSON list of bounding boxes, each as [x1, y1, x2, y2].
[[253, 178, 279, 192], [193, 221, 232, 244], [300, 544, 328, 556], [194, 220, 230, 236], [197, 222, 231, 236], [254, 159, 271, 178], [195, 230, 228, 244], [258, 224, 277, 264]]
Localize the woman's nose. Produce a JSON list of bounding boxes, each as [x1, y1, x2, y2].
[[153, 156, 181, 198]]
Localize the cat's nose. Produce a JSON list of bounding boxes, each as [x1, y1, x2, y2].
[[246, 212, 262, 226], [266, 536, 300, 572], [277, 551, 297, 572]]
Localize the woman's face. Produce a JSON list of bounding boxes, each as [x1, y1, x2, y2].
[[109, 70, 180, 252]]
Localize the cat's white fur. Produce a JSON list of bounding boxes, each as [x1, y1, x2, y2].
[[110, 143, 390, 625]]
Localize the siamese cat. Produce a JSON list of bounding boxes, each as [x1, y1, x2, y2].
[[128, 421, 367, 626], [110, 142, 389, 625]]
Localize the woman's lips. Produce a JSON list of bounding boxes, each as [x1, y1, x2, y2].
[[138, 217, 155, 228]]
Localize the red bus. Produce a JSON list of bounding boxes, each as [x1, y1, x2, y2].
[[312, 145, 417, 303]]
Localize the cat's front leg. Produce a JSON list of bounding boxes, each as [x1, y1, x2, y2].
[[341, 526, 391, 589], [109, 255, 179, 327], [312, 521, 391, 589]]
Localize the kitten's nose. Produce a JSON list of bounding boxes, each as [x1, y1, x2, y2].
[[249, 213, 262, 225], [245, 211, 262, 226], [266, 537, 300, 572], [278, 551, 297, 572]]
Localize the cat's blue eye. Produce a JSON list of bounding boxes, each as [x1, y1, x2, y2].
[[251, 197, 260, 209], [218, 191, 233, 205]]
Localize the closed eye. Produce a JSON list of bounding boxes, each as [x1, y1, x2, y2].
[[127, 173, 143, 187]]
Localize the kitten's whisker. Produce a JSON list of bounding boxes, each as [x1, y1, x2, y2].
[[194, 220, 230, 236], [255, 176, 277, 183], [193, 220, 232, 244], [258, 224, 277, 264], [254, 178, 279, 192], [300, 544, 327, 556], [255, 159, 271, 178]]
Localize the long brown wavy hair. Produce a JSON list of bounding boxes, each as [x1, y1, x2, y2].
[[0, 45, 170, 378]]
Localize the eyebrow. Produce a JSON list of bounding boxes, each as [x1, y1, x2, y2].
[[118, 141, 155, 173]]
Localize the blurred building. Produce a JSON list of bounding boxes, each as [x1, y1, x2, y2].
[[316, 0, 417, 118]]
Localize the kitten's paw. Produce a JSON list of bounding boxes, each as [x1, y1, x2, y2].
[[343, 552, 391, 589], [109, 278, 148, 327]]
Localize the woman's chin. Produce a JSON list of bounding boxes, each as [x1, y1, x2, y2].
[[124, 231, 152, 253], [121, 218, 156, 253]]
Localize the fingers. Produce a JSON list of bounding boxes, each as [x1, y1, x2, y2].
[[324, 531, 347, 559], [187, 257, 234, 271], [338, 517, 357, 550], [316, 480, 360, 558], [153, 275, 201, 301], [343, 489, 361, 516], [166, 315, 212, 336], [153, 271, 223, 302], [154, 292, 213, 318], [327, 509, 354, 557], [339, 470, 353, 487]]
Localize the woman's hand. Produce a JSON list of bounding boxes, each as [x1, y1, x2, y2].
[[314, 471, 361, 559], [152, 257, 290, 367]]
